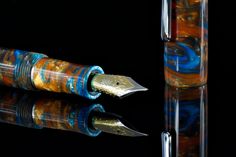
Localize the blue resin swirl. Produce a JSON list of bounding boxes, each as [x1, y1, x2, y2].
[[164, 42, 200, 74]]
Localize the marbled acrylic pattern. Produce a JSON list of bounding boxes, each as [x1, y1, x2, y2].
[[0, 88, 105, 137], [164, 85, 208, 156], [33, 99, 104, 136], [31, 58, 104, 99], [0, 48, 104, 99], [0, 48, 47, 89], [162, 0, 208, 87]]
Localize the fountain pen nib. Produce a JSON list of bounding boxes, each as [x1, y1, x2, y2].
[[91, 74, 148, 97], [92, 112, 148, 137]]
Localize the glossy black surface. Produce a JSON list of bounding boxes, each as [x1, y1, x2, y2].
[[0, 0, 229, 156], [0, 1, 161, 156]]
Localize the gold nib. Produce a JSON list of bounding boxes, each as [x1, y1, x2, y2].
[[91, 112, 148, 137], [91, 74, 148, 97]]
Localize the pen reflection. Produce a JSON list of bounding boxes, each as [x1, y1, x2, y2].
[[0, 88, 104, 137], [162, 85, 208, 157]]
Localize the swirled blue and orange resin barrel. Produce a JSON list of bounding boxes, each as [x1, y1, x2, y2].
[[0, 48, 104, 99], [162, 0, 208, 87], [33, 100, 105, 136], [0, 88, 105, 137], [164, 85, 207, 156]]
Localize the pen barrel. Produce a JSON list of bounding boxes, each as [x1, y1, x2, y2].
[[0, 91, 39, 128], [0, 89, 105, 137], [31, 58, 104, 99], [162, 0, 208, 87], [32, 99, 104, 137], [0, 48, 104, 99], [32, 99, 105, 136]]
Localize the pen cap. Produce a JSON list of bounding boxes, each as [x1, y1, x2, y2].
[[161, 0, 208, 41], [164, 85, 208, 156], [0, 48, 47, 90], [31, 58, 104, 99], [161, 0, 174, 41], [162, 0, 208, 87]]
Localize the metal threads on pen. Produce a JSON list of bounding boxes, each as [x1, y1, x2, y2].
[[0, 88, 147, 137], [162, 0, 208, 87], [15, 52, 48, 90], [0, 89, 105, 136], [16, 94, 38, 128], [31, 58, 104, 99], [0, 91, 38, 128], [0, 47, 147, 98], [0, 47, 104, 99], [0, 48, 47, 89]]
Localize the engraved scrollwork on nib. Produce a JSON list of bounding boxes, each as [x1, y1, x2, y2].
[[91, 74, 148, 97]]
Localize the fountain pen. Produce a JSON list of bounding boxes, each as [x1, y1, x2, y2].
[[0, 88, 147, 137], [0, 47, 147, 99]]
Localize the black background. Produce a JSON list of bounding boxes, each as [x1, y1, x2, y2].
[[0, 0, 234, 156]]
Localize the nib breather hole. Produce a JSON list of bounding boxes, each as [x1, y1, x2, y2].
[[116, 82, 119, 85]]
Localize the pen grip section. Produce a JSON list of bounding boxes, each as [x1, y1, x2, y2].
[[31, 58, 104, 99]]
